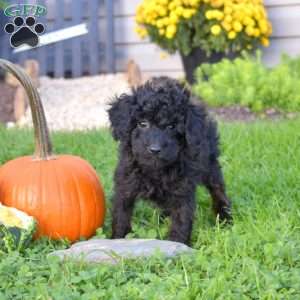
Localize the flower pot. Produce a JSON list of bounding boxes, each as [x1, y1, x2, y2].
[[180, 48, 237, 85]]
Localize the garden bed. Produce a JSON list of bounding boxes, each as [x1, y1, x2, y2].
[[210, 105, 299, 122]]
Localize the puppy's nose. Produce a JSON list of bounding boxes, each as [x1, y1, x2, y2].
[[148, 145, 161, 154]]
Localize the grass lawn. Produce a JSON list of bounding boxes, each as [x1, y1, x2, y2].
[[0, 119, 299, 299]]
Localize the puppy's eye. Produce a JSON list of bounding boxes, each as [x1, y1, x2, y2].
[[166, 124, 175, 130], [138, 121, 150, 128]]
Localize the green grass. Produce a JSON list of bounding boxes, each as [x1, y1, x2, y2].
[[0, 119, 300, 299]]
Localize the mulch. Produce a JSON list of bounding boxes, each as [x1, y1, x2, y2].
[[209, 106, 298, 122], [0, 81, 15, 124]]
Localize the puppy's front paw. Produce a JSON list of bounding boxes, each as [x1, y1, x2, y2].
[[168, 232, 190, 245], [217, 206, 233, 224], [112, 223, 132, 239]]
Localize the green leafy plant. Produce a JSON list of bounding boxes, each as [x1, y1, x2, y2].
[[193, 52, 300, 112], [281, 54, 300, 78]]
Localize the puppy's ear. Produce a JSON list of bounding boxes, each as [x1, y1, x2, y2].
[[184, 104, 208, 157], [108, 93, 136, 141]]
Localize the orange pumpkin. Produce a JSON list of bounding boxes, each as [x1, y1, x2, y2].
[[0, 59, 105, 242]]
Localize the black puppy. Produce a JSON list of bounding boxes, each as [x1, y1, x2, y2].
[[108, 77, 232, 244]]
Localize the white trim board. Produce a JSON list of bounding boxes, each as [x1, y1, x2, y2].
[[13, 23, 88, 53]]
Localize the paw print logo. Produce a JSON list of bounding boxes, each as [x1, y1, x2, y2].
[[4, 16, 45, 48]]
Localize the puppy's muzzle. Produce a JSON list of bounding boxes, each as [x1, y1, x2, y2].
[[147, 144, 161, 155]]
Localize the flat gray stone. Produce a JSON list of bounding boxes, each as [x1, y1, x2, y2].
[[50, 239, 194, 264]]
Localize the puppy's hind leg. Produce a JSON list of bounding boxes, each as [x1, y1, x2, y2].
[[204, 161, 232, 223]]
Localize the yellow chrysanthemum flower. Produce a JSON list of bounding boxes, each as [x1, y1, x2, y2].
[[177, 0, 184, 5], [259, 20, 268, 34], [243, 16, 254, 26], [159, 28, 165, 35], [159, 17, 167, 26], [211, 24, 222, 35], [234, 11, 245, 22], [135, 0, 272, 51], [183, 9, 194, 19], [168, 2, 176, 10], [175, 6, 184, 16], [245, 26, 254, 36], [211, 0, 224, 8], [205, 10, 213, 19], [228, 30, 237, 39], [189, 0, 200, 7], [156, 19, 165, 28], [135, 26, 147, 39], [215, 10, 224, 20], [157, 6, 167, 17], [267, 23, 273, 35], [224, 15, 233, 23], [221, 21, 232, 31], [261, 37, 270, 47], [233, 21, 243, 32], [253, 28, 260, 37], [166, 24, 177, 38], [224, 6, 233, 15], [169, 12, 179, 24]]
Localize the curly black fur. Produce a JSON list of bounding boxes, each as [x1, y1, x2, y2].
[[108, 77, 232, 245]]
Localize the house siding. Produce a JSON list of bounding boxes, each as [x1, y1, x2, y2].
[[1, 0, 299, 77]]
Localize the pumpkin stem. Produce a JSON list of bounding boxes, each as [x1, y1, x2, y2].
[[0, 59, 52, 159]]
